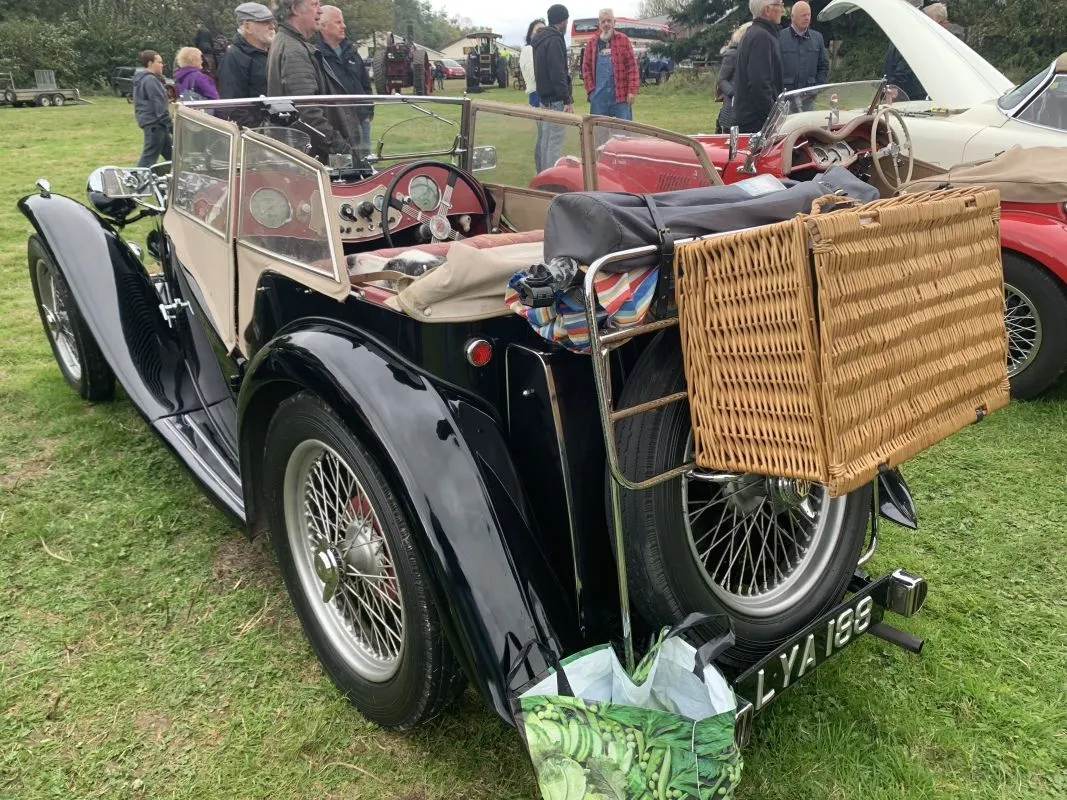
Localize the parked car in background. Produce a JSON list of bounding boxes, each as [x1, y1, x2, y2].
[[639, 52, 674, 85], [109, 65, 177, 103], [530, 80, 1067, 398], [815, 0, 1066, 168], [434, 58, 466, 79], [110, 66, 136, 98]]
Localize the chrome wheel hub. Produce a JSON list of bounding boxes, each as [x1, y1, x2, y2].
[[682, 439, 846, 617], [284, 440, 405, 682], [1004, 282, 1041, 377], [313, 541, 341, 602]]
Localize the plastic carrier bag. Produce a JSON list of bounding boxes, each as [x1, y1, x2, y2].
[[510, 615, 743, 800]]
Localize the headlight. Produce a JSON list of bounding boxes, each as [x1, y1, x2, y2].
[[249, 187, 292, 229]]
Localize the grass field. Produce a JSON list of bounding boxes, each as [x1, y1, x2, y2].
[[1, 89, 1066, 800]]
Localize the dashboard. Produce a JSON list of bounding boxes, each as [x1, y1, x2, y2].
[[805, 140, 858, 166], [329, 163, 485, 243]]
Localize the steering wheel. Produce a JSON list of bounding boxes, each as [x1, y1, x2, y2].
[[870, 106, 914, 190], [380, 160, 493, 248]]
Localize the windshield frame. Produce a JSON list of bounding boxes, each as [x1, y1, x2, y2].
[[178, 94, 472, 169], [744, 79, 887, 165], [996, 61, 1056, 118]]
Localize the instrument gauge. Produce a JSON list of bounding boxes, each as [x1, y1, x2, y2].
[[249, 187, 292, 229], [408, 175, 441, 212]]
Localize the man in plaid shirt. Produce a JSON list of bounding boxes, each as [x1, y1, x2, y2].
[[581, 8, 639, 120]]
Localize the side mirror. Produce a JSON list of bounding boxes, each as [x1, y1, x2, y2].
[[471, 144, 498, 171], [728, 126, 739, 161]]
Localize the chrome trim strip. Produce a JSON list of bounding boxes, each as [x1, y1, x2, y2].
[[157, 417, 244, 515]]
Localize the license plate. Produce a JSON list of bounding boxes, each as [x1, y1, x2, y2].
[[733, 575, 889, 714]]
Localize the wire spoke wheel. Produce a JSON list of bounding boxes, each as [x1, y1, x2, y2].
[[681, 439, 846, 617], [35, 257, 83, 382], [283, 439, 405, 682], [1004, 281, 1042, 377]]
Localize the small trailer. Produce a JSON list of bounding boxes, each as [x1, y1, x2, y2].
[[1, 70, 83, 107]]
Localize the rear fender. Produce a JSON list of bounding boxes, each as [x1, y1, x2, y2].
[[18, 192, 197, 420], [998, 209, 1067, 285], [238, 321, 574, 722]]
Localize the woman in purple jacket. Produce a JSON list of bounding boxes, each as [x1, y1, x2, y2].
[[174, 46, 220, 101]]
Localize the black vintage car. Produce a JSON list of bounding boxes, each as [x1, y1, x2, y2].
[[19, 94, 952, 747]]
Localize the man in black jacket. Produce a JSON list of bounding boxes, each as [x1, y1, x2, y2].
[[316, 5, 373, 155], [532, 4, 574, 171], [218, 2, 276, 127], [733, 0, 784, 133]]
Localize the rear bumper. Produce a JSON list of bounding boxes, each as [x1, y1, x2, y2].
[[731, 568, 928, 747]]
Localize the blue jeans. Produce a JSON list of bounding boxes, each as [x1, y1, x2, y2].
[[538, 100, 567, 173], [589, 98, 632, 120]]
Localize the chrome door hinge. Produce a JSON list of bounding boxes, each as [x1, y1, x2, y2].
[[159, 299, 191, 328]]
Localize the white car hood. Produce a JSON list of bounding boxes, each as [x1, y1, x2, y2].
[[820, 0, 1013, 108]]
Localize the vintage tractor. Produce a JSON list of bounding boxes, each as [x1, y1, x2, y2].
[[372, 22, 432, 95], [463, 31, 507, 90]]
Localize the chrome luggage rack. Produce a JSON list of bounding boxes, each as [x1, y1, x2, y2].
[[581, 230, 743, 672]]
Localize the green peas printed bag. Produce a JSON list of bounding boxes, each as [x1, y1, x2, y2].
[[510, 615, 742, 800]]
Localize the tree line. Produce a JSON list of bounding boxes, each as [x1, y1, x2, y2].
[[0, 0, 476, 89], [645, 0, 1060, 83]]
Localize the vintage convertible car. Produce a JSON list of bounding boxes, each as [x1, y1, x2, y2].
[[817, 0, 1066, 168], [531, 79, 1067, 400], [21, 94, 956, 752]]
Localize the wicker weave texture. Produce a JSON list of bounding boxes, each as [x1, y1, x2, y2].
[[675, 187, 1009, 496]]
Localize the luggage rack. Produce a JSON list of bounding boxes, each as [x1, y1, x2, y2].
[[582, 231, 745, 671]]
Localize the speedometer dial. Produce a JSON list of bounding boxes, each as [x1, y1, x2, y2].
[[249, 187, 292, 229], [408, 175, 441, 212]]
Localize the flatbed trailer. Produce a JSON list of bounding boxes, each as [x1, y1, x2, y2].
[[1, 70, 85, 107]]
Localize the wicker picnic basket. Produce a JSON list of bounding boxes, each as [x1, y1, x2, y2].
[[674, 187, 1010, 496]]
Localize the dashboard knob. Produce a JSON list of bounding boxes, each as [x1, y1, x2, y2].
[[339, 203, 356, 221], [356, 201, 376, 220]]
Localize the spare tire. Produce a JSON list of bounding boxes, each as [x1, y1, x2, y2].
[[614, 331, 871, 669]]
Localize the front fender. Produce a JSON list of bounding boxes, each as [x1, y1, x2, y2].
[[999, 209, 1067, 285], [18, 192, 195, 420], [238, 321, 574, 722]]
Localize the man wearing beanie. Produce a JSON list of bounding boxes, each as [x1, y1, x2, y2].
[[532, 4, 574, 170]]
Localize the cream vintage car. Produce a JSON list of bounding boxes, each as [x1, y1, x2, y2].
[[812, 0, 1066, 170]]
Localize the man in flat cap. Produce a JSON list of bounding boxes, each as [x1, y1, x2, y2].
[[217, 2, 276, 126]]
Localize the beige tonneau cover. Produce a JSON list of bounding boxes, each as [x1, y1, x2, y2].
[[900, 145, 1067, 204]]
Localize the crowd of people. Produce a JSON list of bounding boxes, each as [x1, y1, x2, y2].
[[132, 0, 372, 167], [129, 0, 966, 169], [717, 0, 963, 134]]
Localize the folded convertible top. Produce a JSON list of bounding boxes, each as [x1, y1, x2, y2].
[[543, 166, 880, 270]]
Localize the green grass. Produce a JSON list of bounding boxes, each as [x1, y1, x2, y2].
[[2, 95, 1066, 800]]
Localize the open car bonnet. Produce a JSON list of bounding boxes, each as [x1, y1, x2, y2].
[[819, 0, 1012, 108]]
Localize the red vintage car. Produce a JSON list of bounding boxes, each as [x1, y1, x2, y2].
[[434, 58, 466, 79], [529, 80, 1067, 399]]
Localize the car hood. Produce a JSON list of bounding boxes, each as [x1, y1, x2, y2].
[[819, 0, 1012, 108]]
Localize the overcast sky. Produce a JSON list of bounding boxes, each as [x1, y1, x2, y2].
[[435, 1, 646, 48]]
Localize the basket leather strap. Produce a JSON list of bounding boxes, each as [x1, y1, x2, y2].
[[640, 193, 675, 318]]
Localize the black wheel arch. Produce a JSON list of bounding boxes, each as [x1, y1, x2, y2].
[[237, 321, 579, 723]]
